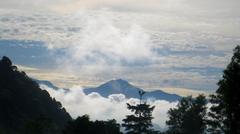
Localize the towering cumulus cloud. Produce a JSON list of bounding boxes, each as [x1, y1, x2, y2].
[[40, 84, 177, 130], [58, 13, 155, 72]]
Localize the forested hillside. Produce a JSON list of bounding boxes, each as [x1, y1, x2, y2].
[[0, 56, 71, 134]]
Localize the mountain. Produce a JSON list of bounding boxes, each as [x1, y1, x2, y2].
[[83, 79, 181, 102], [0, 56, 72, 134], [35, 79, 59, 90], [36, 79, 69, 92]]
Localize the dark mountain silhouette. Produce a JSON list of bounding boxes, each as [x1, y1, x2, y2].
[[0, 56, 71, 134], [83, 79, 181, 102]]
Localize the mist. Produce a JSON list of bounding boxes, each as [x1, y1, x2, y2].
[[40, 84, 177, 130]]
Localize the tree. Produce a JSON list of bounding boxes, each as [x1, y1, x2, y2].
[[122, 91, 155, 134], [166, 95, 207, 134], [62, 115, 122, 134], [208, 45, 240, 134]]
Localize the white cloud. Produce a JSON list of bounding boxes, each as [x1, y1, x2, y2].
[[63, 17, 154, 65], [0, 6, 239, 91], [40, 84, 177, 130]]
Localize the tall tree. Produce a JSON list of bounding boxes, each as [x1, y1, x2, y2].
[[122, 91, 155, 134], [166, 95, 207, 134], [208, 45, 240, 134]]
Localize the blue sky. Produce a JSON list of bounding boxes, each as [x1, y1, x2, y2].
[[0, 0, 240, 96]]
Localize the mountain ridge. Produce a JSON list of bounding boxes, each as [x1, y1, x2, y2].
[[83, 79, 181, 102]]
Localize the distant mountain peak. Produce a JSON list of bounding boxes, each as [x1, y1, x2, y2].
[[100, 79, 132, 88], [84, 79, 181, 102], [106, 79, 129, 85]]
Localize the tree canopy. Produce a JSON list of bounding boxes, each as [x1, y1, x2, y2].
[[208, 45, 240, 134], [62, 115, 122, 134], [166, 95, 207, 134]]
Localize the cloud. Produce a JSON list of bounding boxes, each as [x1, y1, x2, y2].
[[40, 84, 177, 130], [1, 0, 240, 19], [62, 18, 154, 65], [0, 7, 239, 92]]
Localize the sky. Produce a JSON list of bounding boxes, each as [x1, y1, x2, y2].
[[0, 0, 240, 95], [1, 0, 240, 131]]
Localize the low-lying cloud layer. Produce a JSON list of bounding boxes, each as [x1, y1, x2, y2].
[[40, 84, 177, 130]]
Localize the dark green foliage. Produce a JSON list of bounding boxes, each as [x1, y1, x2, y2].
[[62, 115, 122, 134], [0, 56, 71, 134], [166, 95, 207, 134], [208, 45, 240, 134], [122, 91, 155, 134], [0, 128, 6, 134], [21, 116, 59, 134]]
